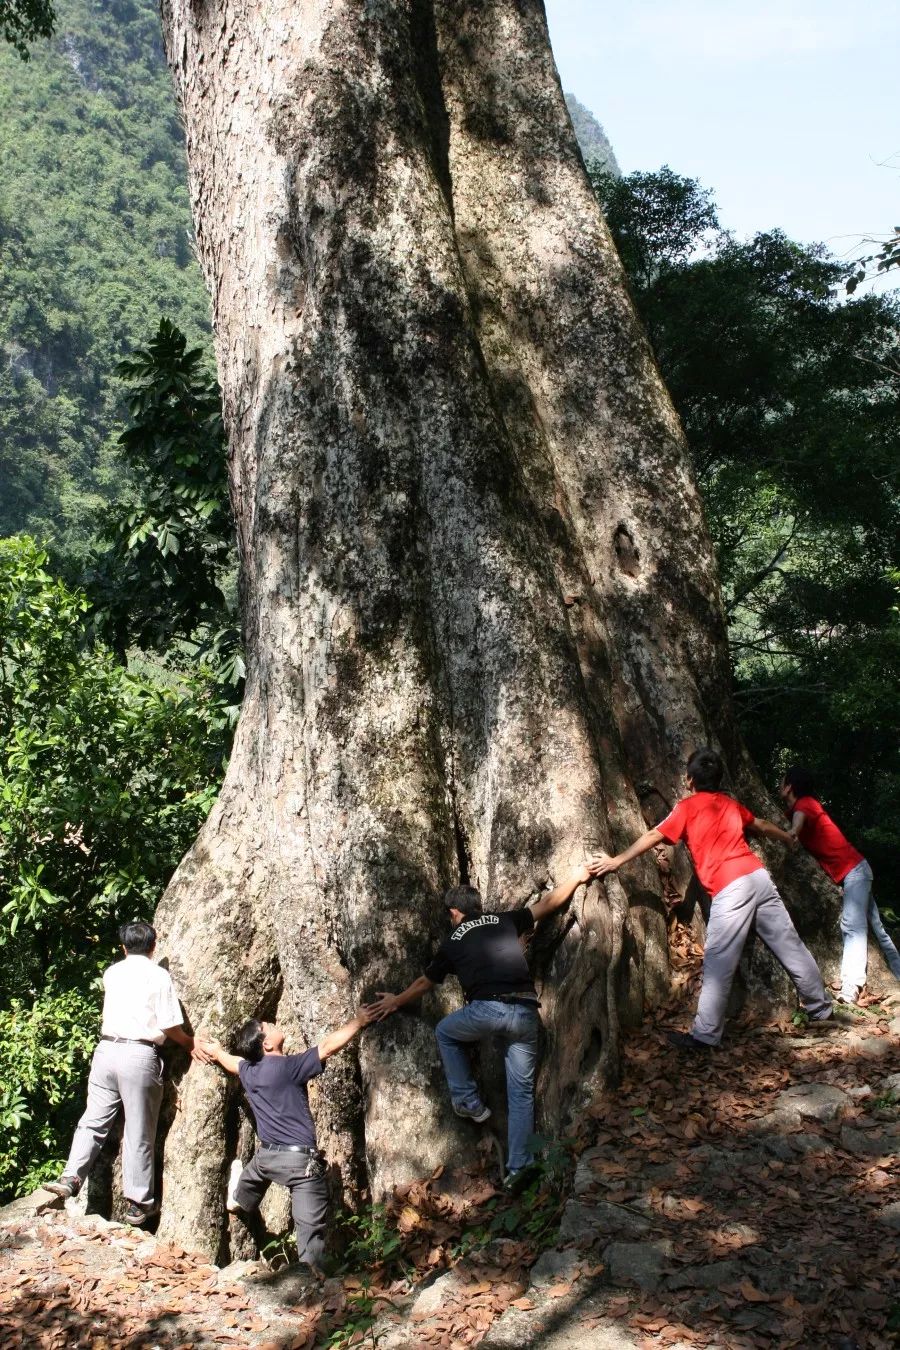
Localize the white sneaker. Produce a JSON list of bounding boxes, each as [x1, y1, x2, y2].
[[226, 1158, 244, 1213], [453, 1101, 492, 1124]]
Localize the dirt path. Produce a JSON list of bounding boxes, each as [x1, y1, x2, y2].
[[2, 930, 898, 1349]]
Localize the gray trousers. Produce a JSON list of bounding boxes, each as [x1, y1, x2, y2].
[[63, 1040, 163, 1205], [234, 1150, 329, 1271], [692, 869, 832, 1045]]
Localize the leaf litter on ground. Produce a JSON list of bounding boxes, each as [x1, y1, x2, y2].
[[1, 921, 897, 1348]]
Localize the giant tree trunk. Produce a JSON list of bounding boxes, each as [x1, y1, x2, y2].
[[155, 0, 839, 1258]]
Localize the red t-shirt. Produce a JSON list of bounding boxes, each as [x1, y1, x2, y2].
[[657, 792, 763, 898], [792, 796, 863, 884]]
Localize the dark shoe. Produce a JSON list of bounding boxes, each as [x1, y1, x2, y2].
[[666, 1030, 711, 1053], [123, 1200, 160, 1226], [453, 1101, 491, 1123], [503, 1162, 541, 1195], [44, 1176, 80, 1199]]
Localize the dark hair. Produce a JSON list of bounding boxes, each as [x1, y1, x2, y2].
[[118, 921, 156, 955], [233, 1018, 265, 1064], [444, 885, 483, 918], [782, 765, 816, 799], [686, 746, 724, 792]]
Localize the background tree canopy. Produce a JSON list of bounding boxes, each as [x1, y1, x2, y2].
[[591, 166, 900, 891], [0, 0, 54, 59]]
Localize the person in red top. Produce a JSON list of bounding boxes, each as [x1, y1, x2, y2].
[[779, 766, 900, 1004], [593, 747, 832, 1050]]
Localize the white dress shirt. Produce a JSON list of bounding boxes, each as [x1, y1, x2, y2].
[[100, 954, 183, 1044]]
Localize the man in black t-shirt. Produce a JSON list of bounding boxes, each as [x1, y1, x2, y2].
[[200, 1009, 373, 1273], [366, 864, 596, 1184]]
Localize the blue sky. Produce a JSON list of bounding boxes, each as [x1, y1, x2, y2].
[[544, 0, 899, 284]]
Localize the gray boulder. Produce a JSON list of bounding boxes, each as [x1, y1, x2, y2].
[[558, 1199, 651, 1244], [840, 1121, 900, 1158], [774, 1083, 850, 1122], [667, 1259, 744, 1291], [604, 1239, 674, 1292], [529, 1247, 584, 1288]]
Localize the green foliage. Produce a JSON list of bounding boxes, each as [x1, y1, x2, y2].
[[0, 988, 96, 1194], [590, 165, 718, 288], [593, 168, 900, 901], [450, 1136, 573, 1261], [88, 319, 239, 677], [323, 1285, 386, 1350], [845, 227, 900, 294], [260, 1230, 298, 1270], [0, 0, 54, 60], [0, 0, 210, 559], [339, 1202, 406, 1272], [0, 536, 228, 1198]]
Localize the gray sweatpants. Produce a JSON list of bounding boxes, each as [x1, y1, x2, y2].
[[692, 868, 832, 1045], [63, 1039, 164, 1205]]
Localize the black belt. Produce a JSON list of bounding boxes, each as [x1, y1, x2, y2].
[[484, 994, 541, 1009], [101, 1035, 161, 1049], [261, 1143, 317, 1154]]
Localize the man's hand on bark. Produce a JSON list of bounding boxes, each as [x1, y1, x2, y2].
[[193, 1034, 221, 1063], [364, 993, 400, 1022], [590, 851, 620, 877]]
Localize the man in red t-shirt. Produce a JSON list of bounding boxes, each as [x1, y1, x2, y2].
[[593, 747, 832, 1050], [779, 766, 900, 1004]]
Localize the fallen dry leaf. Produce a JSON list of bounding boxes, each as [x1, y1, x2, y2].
[[739, 1280, 773, 1303]]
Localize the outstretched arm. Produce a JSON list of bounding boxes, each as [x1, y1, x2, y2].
[[747, 817, 798, 847], [318, 1009, 376, 1061], [197, 1038, 244, 1076], [592, 828, 666, 877], [530, 862, 596, 923], [787, 809, 807, 839], [365, 975, 436, 1023], [162, 1024, 214, 1063]]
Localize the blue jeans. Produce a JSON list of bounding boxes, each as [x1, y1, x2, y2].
[[435, 1000, 540, 1173], [841, 860, 900, 995]]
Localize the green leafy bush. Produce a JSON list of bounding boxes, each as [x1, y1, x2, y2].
[[0, 988, 96, 1193], [0, 536, 227, 1197]]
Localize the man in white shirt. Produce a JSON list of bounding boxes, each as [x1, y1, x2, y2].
[[45, 921, 203, 1225]]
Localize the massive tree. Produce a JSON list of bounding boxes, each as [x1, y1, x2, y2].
[[154, 0, 837, 1258]]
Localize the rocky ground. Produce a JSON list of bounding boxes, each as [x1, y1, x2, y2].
[[2, 929, 898, 1349]]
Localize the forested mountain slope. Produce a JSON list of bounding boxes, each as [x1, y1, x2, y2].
[[565, 91, 619, 176], [0, 0, 210, 555]]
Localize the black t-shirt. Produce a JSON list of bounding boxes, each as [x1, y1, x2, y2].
[[424, 910, 537, 1002], [238, 1048, 323, 1147]]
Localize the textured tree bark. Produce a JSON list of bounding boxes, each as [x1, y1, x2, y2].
[[154, 0, 839, 1259]]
